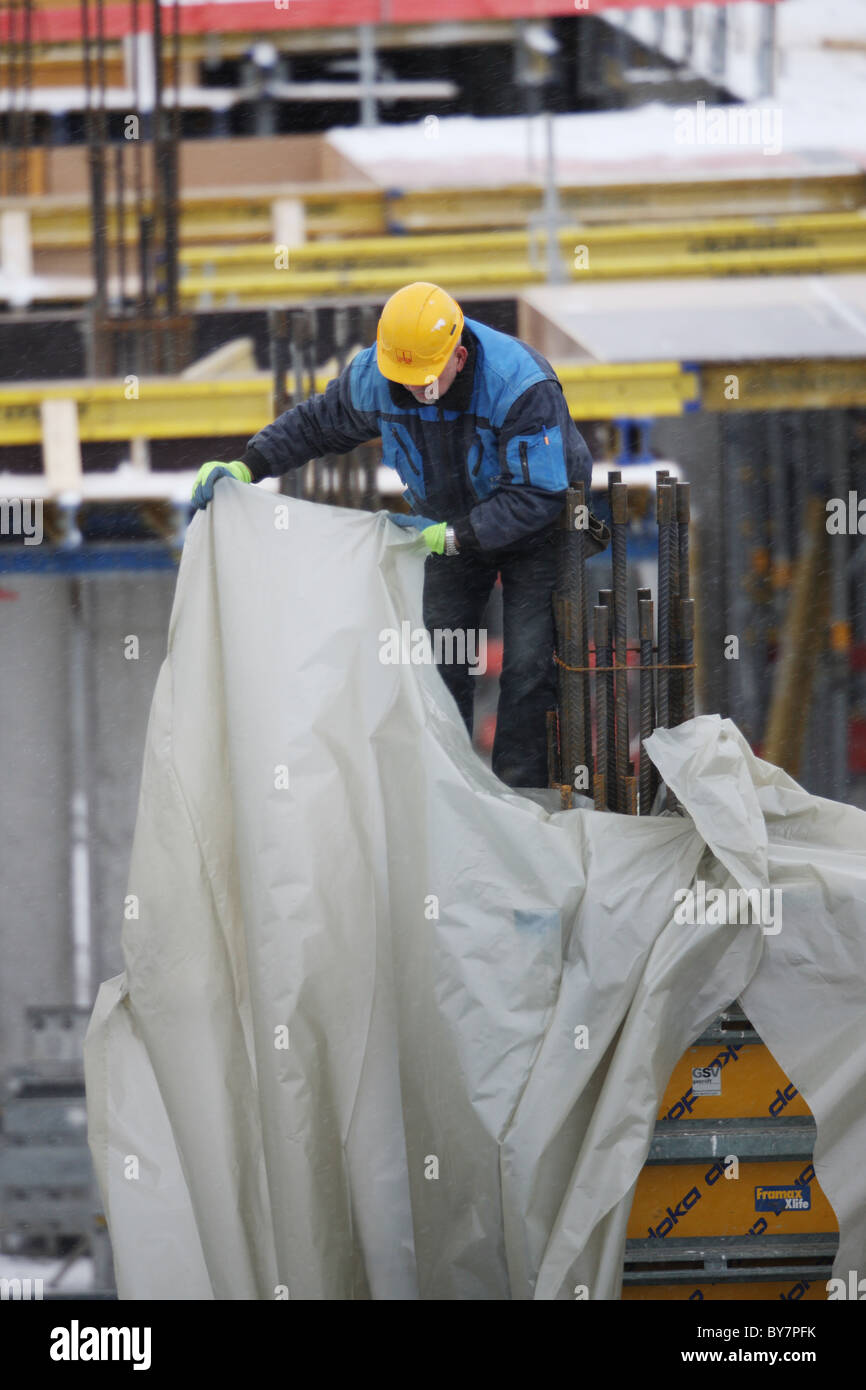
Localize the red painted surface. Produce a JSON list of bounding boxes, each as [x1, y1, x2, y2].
[[6, 0, 780, 46], [850, 719, 866, 775], [478, 711, 497, 753]]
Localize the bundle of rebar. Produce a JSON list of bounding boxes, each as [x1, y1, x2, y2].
[[552, 469, 695, 814], [77, 0, 188, 374], [0, 0, 34, 198]]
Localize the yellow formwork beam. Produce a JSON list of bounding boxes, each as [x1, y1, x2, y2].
[[388, 173, 866, 230], [172, 212, 866, 303], [179, 210, 866, 273], [20, 172, 866, 251], [177, 244, 866, 303], [0, 362, 697, 445], [557, 362, 699, 419], [0, 378, 275, 445], [3, 356, 865, 447], [28, 190, 386, 250], [703, 359, 866, 411]]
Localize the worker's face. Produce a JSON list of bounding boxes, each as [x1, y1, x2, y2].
[[405, 344, 468, 404]]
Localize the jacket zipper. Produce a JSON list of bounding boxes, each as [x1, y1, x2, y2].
[[519, 439, 530, 484], [394, 429, 421, 478]]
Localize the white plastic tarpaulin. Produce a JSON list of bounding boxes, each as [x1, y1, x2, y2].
[[85, 482, 866, 1300]]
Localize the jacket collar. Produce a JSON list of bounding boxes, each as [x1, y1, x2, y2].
[[386, 323, 477, 412]]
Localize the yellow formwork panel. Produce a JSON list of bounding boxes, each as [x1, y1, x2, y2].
[[558, 362, 699, 421], [704, 359, 866, 412], [658, 1042, 810, 1122], [624, 1277, 825, 1301], [628, 1159, 837, 1241]]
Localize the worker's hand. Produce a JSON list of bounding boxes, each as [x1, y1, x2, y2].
[[191, 460, 252, 511], [420, 522, 448, 554]]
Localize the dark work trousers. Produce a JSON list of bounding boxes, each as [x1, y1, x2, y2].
[[422, 528, 558, 788]]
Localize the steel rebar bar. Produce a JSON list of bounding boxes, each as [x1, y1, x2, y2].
[[677, 482, 692, 725], [553, 591, 572, 792], [593, 603, 610, 810], [82, 0, 108, 368], [636, 584, 653, 716], [611, 479, 629, 812], [113, 143, 127, 317], [657, 480, 673, 730], [546, 709, 559, 792], [289, 313, 309, 499], [669, 480, 682, 728], [165, 0, 181, 333], [269, 308, 289, 496], [576, 483, 594, 790], [681, 599, 695, 723], [598, 587, 616, 807], [22, 0, 33, 185], [570, 483, 590, 790], [334, 307, 352, 504], [828, 410, 850, 802], [639, 596, 654, 814]]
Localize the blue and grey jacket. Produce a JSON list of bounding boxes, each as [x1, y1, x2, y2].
[[242, 316, 594, 553]]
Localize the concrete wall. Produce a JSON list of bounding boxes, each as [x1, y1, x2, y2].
[[0, 570, 175, 1078], [0, 577, 73, 1077]]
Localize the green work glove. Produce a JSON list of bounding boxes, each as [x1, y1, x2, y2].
[[191, 459, 252, 511], [421, 522, 448, 554]]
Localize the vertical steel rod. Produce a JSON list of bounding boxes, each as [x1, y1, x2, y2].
[[553, 592, 572, 791], [676, 482, 692, 724], [572, 482, 590, 790], [577, 483, 594, 790], [602, 465, 618, 801], [828, 410, 850, 803], [546, 709, 559, 792], [669, 478, 681, 727], [611, 479, 629, 812], [113, 143, 127, 317], [165, 0, 181, 329], [598, 587, 616, 809], [681, 599, 695, 723], [639, 597, 654, 813], [593, 604, 610, 810], [657, 481, 673, 730]]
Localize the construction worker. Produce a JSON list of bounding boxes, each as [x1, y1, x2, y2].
[[192, 282, 605, 788]]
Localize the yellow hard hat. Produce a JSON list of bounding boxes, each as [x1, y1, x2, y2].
[[376, 282, 464, 387]]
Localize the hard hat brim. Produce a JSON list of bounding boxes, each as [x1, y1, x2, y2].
[[376, 340, 457, 388]]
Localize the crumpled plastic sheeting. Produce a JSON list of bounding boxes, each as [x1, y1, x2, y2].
[[84, 484, 866, 1300]]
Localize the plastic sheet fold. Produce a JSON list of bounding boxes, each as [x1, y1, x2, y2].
[[85, 484, 866, 1300]]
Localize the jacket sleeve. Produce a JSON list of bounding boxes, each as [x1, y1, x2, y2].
[[241, 357, 381, 481], [451, 378, 593, 553]]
